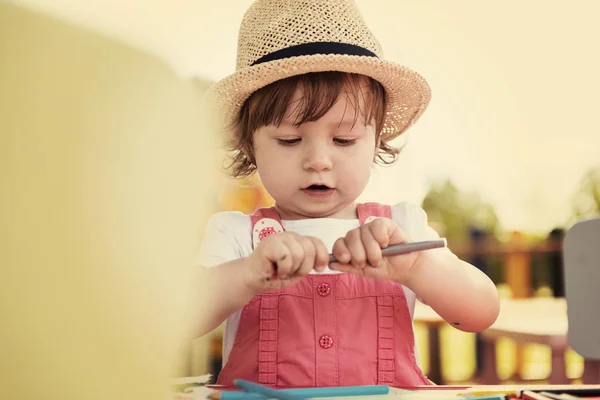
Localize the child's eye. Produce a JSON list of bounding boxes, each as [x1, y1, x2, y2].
[[276, 138, 301, 146], [334, 138, 356, 146]]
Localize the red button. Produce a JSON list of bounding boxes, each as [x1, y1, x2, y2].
[[319, 335, 334, 349], [317, 283, 331, 296]]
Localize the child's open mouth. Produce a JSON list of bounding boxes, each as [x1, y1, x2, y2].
[[302, 184, 335, 198]]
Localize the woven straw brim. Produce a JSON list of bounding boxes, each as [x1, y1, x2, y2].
[[207, 53, 431, 141]]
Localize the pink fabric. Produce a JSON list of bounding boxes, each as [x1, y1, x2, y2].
[[216, 203, 433, 387]]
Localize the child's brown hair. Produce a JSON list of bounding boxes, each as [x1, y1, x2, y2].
[[226, 72, 400, 177]]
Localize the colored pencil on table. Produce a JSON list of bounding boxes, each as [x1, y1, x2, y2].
[[233, 380, 305, 400], [207, 383, 390, 399]]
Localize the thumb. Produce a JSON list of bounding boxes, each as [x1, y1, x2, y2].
[[387, 224, 407, 246]]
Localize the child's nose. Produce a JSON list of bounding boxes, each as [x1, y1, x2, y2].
[[302, 146, 333, 172]]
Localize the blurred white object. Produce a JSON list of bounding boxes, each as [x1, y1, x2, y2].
[[169, 374, 212, 386], [563, 217, 600, 383]]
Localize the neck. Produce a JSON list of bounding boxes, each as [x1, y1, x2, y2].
[[274, 202, 358, 220]]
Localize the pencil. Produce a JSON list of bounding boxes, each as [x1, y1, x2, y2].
[[328, 238, 447, 264], [522, 391, 554, 400], [233, 380, 304, 400], [207, 384, 390, 399], [538, 392, 580, 400]]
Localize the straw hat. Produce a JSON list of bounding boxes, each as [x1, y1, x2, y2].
[[207, 0, 431, 141]]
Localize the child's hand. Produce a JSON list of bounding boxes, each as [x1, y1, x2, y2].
[[329, 218, 419, 283], [246, 232, 330, 294]]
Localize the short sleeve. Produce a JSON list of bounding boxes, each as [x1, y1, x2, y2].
[[391, 202, 441, 242], [195, 212, 252, 268]]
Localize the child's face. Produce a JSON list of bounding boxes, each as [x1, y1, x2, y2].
[[253, 88, 377, 220]]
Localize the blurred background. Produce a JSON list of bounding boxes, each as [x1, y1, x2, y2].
[[2, 1, 600, 399]]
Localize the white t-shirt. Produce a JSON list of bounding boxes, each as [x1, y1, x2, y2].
[[196, 201, 441, 367]]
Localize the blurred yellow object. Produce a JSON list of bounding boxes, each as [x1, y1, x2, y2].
[[1, 4, 218, 400], [219, 175, 274, 214]]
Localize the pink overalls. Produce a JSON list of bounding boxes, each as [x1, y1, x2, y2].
[[217, 203, 433, 387]]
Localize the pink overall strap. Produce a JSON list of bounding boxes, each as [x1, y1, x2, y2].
[[356, 202, 392, 225], [251, 207, 285, 250], [357, 202, 396, 385], [250, 207, 284, 385]]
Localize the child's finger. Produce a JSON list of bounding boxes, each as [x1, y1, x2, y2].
[[261, 239, 293, 279], [387, 222, 408, 245], [344, 228, 367, 269], [309, 237, 329, 272], [280, 236, 305, 278], [297, 236, 316, 277], [331, 237, 351, 265], [368, 218, 392, 248], [360, 226, 383, 268]]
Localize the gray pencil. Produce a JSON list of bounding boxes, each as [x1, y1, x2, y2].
[[328, 238, 447, 264]]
